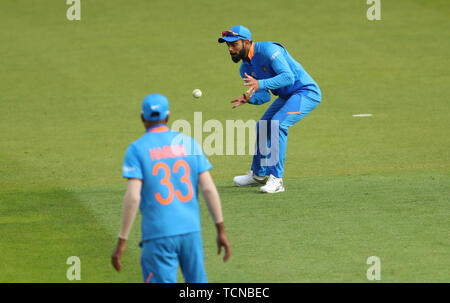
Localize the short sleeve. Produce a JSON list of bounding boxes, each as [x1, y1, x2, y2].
[[192, 139, 213, 174], [122, 144, 143, 179]]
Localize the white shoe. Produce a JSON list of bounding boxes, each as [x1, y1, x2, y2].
[[260, 175, 285, 193], [233, 171, 268, 187]]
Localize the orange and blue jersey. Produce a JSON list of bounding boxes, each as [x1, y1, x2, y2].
[[240, 41, 322, 104], [122, 124, 212, 241]]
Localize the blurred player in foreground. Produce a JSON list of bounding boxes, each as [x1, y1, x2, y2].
[[111, 93, 231, 283], [219, 25, 322, 193]]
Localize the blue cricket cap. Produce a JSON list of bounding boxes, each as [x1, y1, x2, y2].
[[141, 93, 170, 122], [218, 25, 252, 43]]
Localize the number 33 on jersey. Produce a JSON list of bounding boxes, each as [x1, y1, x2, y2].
[[152, 159, 193, 205], [122, 125, 213, 241]]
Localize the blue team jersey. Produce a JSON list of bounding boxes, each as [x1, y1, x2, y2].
[[122, 125, 212, 241], [240, 41, 322, 104]]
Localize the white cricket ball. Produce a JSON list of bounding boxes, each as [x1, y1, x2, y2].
[[192, 89, 202, 98]]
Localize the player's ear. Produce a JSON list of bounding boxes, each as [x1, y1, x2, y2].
[[141, 113, 145, 123], [164, 115, 169, 124]]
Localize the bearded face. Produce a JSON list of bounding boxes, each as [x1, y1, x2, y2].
[[226, 40, 248, 63]]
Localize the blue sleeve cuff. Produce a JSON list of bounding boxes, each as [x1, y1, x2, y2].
[[198, 163, 213, 174], [258, 79, 266, 90]]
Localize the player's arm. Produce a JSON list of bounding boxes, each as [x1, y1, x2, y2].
[[258, 44, 295, 90], [247, 89, 271, 105], [111, 178, 142, 272], [198, 171, 231, 262], [231, 65, 271, 108]]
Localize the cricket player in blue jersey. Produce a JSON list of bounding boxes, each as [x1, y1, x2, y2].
[[111, 93, 231, 283], [218, 25, 322, 193]]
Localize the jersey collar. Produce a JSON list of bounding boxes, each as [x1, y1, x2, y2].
[[147, 124, 169, 133], [247, 42, 255, 61]]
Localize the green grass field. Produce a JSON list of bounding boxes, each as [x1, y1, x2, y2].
[[0, 0, 449, 282]]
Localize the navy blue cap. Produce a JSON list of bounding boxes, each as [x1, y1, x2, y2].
[[141, 94, 169, 122], [218, 25, 252, 43]]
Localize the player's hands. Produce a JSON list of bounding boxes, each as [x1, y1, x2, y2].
[[111, 238, 127, 272], [231, 93, 251, 109], [217, 232, 231, 262], [216, 222, 231, 262], [231, 73, 258, 108], [243, 73, 259, 93]]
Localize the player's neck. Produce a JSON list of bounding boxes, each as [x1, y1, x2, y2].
[[145, 122, 166, 130]]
